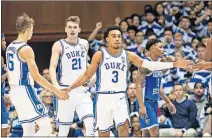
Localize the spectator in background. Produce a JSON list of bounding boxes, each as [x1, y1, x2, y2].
[[130, 70, 138, 83], [160, 83, 199, 137], [126, 25, 137, 53], [40, 90, 54, 117], [154, 2, 165, 17], [124, 16, 133, 26], [189, 82, 207, 128], [196, 42, 206, 63], [88, 22, 104, 52], [127, 83, 138, 114], [163, 28, 175, 56], [157, 15, 166, 28], [43, 68, 51, 83], [131, 13, 142, 30], [115, 17, 121, 27], [135, 31, 145, 56], [129, 114, 142, 137], [140, 8, 163, 38], [119, 20, 129, 40]]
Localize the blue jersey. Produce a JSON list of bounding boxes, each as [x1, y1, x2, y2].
[[1, 64, 6, 95], [143, 57, 163, 101]]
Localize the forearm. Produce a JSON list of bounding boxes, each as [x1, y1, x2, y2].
[[136, 85, 145, 107], [142, 60, 174, 71], [160, 90, 171, 104], [1, 73, 7, 83], [88, 28, 100, 41], [69, 73, 90, 90], [195, 14, 207, 25], [203, 115, 212, 134], [49, 67, 60, 87], [35, 74, 58, 93]]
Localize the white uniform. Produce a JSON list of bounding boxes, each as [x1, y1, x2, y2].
[[54, 38, 93, 125], [6, 42, 47, 124], [94, 47, 130, 132]]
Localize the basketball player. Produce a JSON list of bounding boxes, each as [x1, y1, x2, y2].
[[1, 33, 8, 137], [136, 39, 176, 137], [49, 16, 94, 136], [5, 13, 69, 136], [63, 26, 191, 137]]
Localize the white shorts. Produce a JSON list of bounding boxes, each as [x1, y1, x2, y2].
[[94, 92, 130, 132], [9, 85, 48, 124], [54, 86, 94, 125]]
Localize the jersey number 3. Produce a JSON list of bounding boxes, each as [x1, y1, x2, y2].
[[72, 58, 81, 70], [112, 71, 118, 83], [7, 53, 14, 71]]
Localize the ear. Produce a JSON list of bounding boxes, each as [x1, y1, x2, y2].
[[106, 38, 109, 42], [79, 28, 81, 33], [65, 27, 67, 33]]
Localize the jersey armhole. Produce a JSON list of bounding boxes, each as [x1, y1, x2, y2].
[[59, 40, 65, 58], [17, 44, 29, 63], [99, 48, 104, 66]]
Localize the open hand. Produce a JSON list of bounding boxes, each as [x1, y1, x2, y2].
[[139, 105, 147, 119], [166, 102, 176, 114], [174, 59, 194, 69]]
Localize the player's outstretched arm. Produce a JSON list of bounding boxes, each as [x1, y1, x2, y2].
[[135, 67, 149, 118], [128, 51, 192, 71], [65, 51, 102, 92], [19, 46, 69, 100], [193, 61, 212, 70], [49, 41, 62, 88]]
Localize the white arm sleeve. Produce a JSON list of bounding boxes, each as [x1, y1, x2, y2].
[[142, 60, 174, 71]]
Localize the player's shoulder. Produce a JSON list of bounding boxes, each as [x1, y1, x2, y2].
[[78, 37, 89, 45]]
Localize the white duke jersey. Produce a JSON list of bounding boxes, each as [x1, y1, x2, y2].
[[57, 38, 88, 85], [6, 42, 34, 86], [96, 47, 128, 92]]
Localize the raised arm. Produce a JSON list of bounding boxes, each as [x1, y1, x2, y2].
[[127, 51, 191, 71], [19, 46, 69, 100], [88, 22, 102, 41], [49, 41, 62, 88], [66, 51, 102, 92]]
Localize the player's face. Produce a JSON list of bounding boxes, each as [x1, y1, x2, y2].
[[174, 85, 184, 99], [197, 47, 205, 59], [1, 37, 6, 50], [132, 116, 140, 131], [65, 21, 81, 39], [154, 42, 164, 56], [194, 83, 204, 96], [107, 30, 122, 49]]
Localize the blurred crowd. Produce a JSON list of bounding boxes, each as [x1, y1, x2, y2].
[[2, 1, 212, 137]]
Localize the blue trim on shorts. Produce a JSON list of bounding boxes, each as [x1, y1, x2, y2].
[[97, 91, 126, 94], [19, 113, 48, 124], [80, 114, 94, 122], [99, 125, 114, 133], [116, 122, 125, 128], [59, 121, 74, 125], [53, 94, 58, 121], [25, 85, 45, 115]]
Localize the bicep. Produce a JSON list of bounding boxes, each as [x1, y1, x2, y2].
[[50, 42, 61, 68], [128, 51, 143, 67]]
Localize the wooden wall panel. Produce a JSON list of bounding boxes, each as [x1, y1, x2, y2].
[[2, 1, 157, 42]]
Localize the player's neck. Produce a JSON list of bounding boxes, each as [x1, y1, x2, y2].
[[66, 37, 78, 45], [107, 46, 121, 55], [149, 53, 158, 61], [16, 35, 28, 43]]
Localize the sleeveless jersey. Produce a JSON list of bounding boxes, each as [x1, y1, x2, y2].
[[6, 42, 34, 86], [96, 47, 128, 92], [143, 57, 163, 101], [57, 38, 88, 85]]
